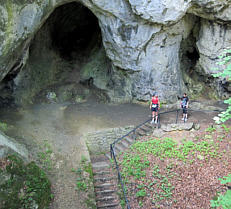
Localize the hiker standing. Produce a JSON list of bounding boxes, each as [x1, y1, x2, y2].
[[181, 93, 189, 121], [150, 93, 160, 124]]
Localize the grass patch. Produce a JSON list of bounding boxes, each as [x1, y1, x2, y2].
[[129, 137, 219, 163], [37, 140, 53, 171], [71, 156, 96, 209]]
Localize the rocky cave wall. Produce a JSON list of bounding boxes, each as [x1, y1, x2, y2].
[[0, 0, 231, 105], [11, 2, 112, 105]]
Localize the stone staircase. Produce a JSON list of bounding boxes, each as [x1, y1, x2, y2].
[[91, 122, 154, 209], [91, 155, 121, 209], [111, 123, 154, 157]]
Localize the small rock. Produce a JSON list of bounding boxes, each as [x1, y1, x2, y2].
[[194, 123, 200, 130], [161, 122, 194, 132]]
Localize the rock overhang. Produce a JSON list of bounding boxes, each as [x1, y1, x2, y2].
[[0, 0, 231, 104]]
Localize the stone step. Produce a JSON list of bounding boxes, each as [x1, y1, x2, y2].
[[96, 195, 116, 202], [139, 125, 152, 132], [136, 129, 146, 136], [91, 154, 121, 209], [105, 153, 111, 160], [95, 183, 115, 189], [97, 202, 120, 209], [124, 136, 135, 144], [94, 170, 111, 176], [114, 143, 125, 153], [94, 171, 112, 179], [119, 140, 130, 148], [92, 161, 110, 170], [144, 123, 153, 129], [94, 176, 114, 183], [96, 189, 116, 195]]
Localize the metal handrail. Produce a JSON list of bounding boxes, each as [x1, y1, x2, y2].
[[110, 108, 181, 209], [109, 107, 223, 209], [110, 144, 131, 209]]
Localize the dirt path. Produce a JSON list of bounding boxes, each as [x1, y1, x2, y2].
[[0, 100, 227, 209], [0, 102, 150, 209]]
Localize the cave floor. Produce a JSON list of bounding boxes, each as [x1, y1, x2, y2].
[[0, 100, 224, 209]]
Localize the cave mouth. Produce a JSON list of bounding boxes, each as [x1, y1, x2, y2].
[[50, 2, 102, 60], [179, 16, 204, 96], [0, 2, 112, 107]]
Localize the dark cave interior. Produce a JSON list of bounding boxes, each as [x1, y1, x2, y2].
[[50, 2, 102, 60], [185, 47, 200, 64]]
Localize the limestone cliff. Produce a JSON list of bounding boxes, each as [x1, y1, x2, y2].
[[0, 0, 231, 105]]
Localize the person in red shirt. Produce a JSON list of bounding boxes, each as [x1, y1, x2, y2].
[[150, 93, 160, 124]]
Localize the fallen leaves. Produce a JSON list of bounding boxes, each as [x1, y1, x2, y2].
[[119, 124, 231, 209]]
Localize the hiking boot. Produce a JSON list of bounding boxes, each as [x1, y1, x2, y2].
[[181, 118, 184, 120], [155, 120, 157, 124], [185, 118, 187, 121], [151, 119, 154, 124]]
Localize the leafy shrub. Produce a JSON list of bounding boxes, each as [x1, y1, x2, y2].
[[0, 155, 52, 209], [211, 174, 231, 209], [213, 48, 231, 123]]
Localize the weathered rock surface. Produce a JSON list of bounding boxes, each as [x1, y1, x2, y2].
[[0, 130, 28, 159], [0, 0, 231, 105], [161, 122, 194, 132], [84, 126, 134, 153]]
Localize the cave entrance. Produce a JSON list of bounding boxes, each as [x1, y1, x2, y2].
[[180, 28, 200, 88], [50, 2, 101, 61], [1, 2, 110, 107], [179, 18, 209, 98]]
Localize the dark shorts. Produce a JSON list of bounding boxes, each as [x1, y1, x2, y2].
[[182, 106, 187, 114], [151, 104, 159, 112], [151, 107, 158, 112]]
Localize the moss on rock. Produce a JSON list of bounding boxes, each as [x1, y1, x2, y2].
[[0, 155, 52, 209]]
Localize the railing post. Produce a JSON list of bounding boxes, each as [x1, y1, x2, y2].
[[110, 144, 112, 159], [158, 114, 160, 129], [176, 109, 179, 124], [132, 130, 135, 140]]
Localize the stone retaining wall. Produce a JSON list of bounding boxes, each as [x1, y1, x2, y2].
[[84, 126, 134, 153]]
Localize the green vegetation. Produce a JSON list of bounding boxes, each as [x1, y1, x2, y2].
[[128, 137, 219, 163], [221, 124, 231, 133], [213, 48, 231, 123], [0, 121, 8, 132], [0, 155, 52, 209], [119, 125, 230, 207], [120, 139, 178, 204], [211, 174, 231, 209], [71, 156, 96, 209], [205, 126, 216, 133], [37, 140, 53, 171], [212, 48, 231, 208]]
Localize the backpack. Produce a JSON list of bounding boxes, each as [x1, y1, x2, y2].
[[182, 97, 187, 107]]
